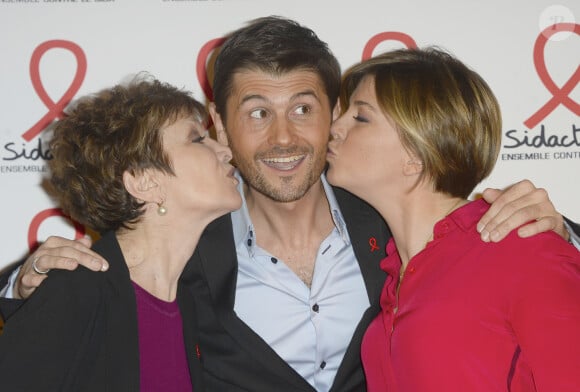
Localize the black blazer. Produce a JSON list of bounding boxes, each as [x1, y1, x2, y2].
[[0, 231, 205, 392], [564, 216, 580, 240], [180, 187, 391, 391], [8, 191, 575, 391]]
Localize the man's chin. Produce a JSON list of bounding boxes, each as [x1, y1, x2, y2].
[[246, 177, 314, 203], [254, 185, 309, 203], [239, 161, 325, 202]]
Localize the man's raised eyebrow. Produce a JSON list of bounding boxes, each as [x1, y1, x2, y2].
[[238, 90, 321, 107], [239, 94, 268, 106], [292, 90, 321, 103]]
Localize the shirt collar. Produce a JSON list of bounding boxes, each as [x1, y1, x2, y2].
[[385, 198, 490, 257], [442, 198, 489, 233], [231, 170, 351, 256]]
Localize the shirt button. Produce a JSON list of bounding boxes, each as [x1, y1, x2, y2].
[[312, 303, 319, 313], [408, 266, 415, 274], [320, 361, 326, 369], [270, 257, 278, 264], [247, 238, 252, 246]]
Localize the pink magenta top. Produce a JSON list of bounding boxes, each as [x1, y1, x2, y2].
[[133, 281, 193, 392], [362, 199, 580, 392]]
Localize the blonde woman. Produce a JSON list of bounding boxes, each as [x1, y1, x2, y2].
[[327, 48, 580, 391]]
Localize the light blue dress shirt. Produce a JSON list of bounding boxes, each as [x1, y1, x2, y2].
[[231, 172, 370, 392], [3, 174, 579, 391]]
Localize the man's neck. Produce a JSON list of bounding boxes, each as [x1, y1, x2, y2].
[[244, 178, 335, 287], [245, 178, 333, 244]]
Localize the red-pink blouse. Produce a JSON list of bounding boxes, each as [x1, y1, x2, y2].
[[362, 199, 580, 392]]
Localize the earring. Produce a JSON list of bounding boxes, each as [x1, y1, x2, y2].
[[157, 202, 167, 216], [407, 159, 423, 165]]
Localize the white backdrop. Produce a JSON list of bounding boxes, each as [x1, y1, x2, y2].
[[0, 0, 578, 271]]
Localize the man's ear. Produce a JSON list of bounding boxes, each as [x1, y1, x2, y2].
[[209, 103, 229, 146], [122, 169, 160, 203]]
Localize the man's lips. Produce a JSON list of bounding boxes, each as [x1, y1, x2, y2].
[[260, 155, 305, 171]]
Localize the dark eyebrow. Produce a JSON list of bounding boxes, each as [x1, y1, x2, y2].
[[239, 94, 267, 106], [239, 89, 322, 108], [292, 90, 321, 104]]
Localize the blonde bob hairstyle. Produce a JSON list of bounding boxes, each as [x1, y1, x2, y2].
[[341, 47, 502, 199]]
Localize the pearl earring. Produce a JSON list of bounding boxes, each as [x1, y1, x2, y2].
[[157, 202, 167, 216]]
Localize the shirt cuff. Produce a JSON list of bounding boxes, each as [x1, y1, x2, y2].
[[564, 220, 580, 251], [0, 266, 21, 299]]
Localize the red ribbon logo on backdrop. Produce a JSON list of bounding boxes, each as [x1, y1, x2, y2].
[[196, 37, 225, 102], [524, 23, 579, 129], [362, 32, 417, 60], [22, 40, 87, 142], [197, 33, 418, 98], [28, 208, 85, 252]]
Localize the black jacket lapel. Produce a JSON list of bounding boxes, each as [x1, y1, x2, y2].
[[185, 214, 313, 391], [330, 187, 390, 392], [92, 232, 140, 390]]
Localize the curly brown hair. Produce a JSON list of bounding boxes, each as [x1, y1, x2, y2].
[[48, 75, 207, 233]]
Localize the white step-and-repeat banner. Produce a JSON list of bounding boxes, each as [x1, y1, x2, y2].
[[0, 0, 578, 271]]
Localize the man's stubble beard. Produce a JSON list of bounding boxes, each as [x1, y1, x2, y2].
[[230, 142, 328, 203]]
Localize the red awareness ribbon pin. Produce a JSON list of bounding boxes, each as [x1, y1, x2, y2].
[[369, 237, 380, 252]]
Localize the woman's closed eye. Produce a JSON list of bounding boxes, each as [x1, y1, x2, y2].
[[193, 131, 208, 143], [353, 115, 369, 123]]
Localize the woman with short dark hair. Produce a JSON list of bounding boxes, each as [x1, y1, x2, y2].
[[0, 75, 242, 391]]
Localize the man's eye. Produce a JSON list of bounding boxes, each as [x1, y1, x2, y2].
[[294, 105, 311, 115], [250, 109, 268, 119]]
